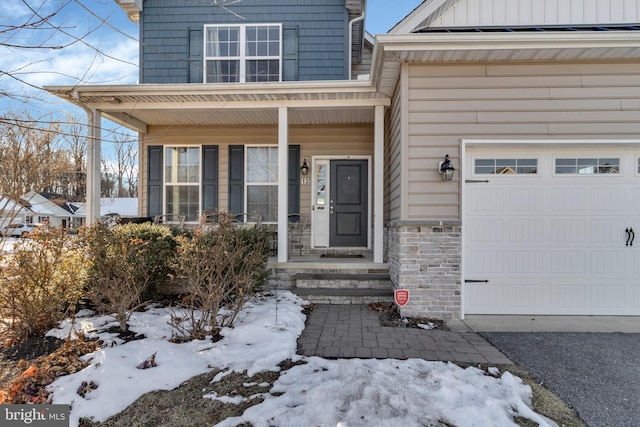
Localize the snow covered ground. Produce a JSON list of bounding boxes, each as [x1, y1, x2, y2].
[[0, 237, 17, 254], [46, 292, 557, 427]]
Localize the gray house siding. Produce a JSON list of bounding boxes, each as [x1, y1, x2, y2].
[[140, 0, 349, 84]]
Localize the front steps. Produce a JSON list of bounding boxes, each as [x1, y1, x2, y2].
[[290, 272, 394, 304]]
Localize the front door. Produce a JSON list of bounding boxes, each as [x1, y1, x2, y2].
[[312, 159, 368, 248]]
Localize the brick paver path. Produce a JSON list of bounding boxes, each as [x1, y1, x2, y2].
[[297, 305, 512, 364]]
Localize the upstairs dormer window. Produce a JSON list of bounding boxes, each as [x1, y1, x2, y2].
[[205, 24, 281, 83]]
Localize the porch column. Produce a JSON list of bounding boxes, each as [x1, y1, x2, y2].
[[277, 107, 289, 262], [86, 109, 102, 225], [374, 105, 384, 263]]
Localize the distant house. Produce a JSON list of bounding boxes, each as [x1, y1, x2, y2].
[[48, 0, 640, 319], [72, 198, 139, 226], [22, 191, 74, 228]]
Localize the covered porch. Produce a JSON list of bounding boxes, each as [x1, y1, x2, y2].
[[47, 81, 391, 265]]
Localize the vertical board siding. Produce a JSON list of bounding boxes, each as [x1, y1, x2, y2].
[[406, 61, 640, 221], [140, 124, 373, 218], [351, 40, 373, 79], [432, 0, 640, 27], [384, 82, 403, 222], [141, 0, 347, 83]]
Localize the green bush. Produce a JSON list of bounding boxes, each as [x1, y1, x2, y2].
[[85, 222, 177, 331], [0, 227, 87, 336], [111, 222, 177, 300], [171, 212, 271, 340]]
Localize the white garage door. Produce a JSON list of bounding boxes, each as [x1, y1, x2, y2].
[[464, 146, 640, 315]]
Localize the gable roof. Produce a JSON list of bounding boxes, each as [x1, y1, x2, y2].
[[23, 191, 74, 217], [389, 0, 455, 34], [391, 0, 640, 34]]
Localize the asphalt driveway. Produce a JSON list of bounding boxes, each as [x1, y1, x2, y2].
[[481, 332, 640, 427]]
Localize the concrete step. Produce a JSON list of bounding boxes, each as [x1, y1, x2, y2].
[[291, 286, 394, 305], [294, 272, 392, 290]]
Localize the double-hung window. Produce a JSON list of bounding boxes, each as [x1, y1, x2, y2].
[[165, 147, 200, 221], [205, 24, 281, 83], [246, 146, 278, 222]]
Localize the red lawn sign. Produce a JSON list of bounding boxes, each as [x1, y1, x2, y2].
[[394, 289, 410, 307]]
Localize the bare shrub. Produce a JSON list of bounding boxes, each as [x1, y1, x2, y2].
[[171, 212, 271, 340], [0, 226, 87, 337]]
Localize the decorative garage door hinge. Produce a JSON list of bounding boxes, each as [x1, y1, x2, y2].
[[465, 179, 490, 183], [625, 227, 635, 246]]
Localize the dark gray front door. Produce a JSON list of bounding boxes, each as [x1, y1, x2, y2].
[[329, 160, 368, 247]]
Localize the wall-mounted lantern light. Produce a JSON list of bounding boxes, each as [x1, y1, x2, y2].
[[439, 154, 455, 181], [300, 159, 310, 175]]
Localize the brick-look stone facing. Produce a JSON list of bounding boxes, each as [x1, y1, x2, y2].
[[387, 221, 462, 320]]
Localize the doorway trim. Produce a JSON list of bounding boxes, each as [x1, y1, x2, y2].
[[310, 155, 372, 250]]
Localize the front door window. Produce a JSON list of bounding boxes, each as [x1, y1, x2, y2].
[[313, 161, 329, 247]]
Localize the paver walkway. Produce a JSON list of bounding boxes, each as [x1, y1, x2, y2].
[[297, 304, 512, 364]]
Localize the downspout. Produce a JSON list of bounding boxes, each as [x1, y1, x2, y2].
[[348, 5, 366, 80]]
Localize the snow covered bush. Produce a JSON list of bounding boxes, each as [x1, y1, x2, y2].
[[0, 226, 87, 336], [171, 212, 271, 340]]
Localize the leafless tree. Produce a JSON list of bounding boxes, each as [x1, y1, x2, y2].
[[67, 129, 89, 198], [0, 112, 65, 230], [108, 133, 138, 197]]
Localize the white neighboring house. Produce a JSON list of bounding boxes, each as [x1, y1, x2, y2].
[[72, 198, 140, 226], [99, 198, 139, 217], [22, 191, 75, 228], [0, 197, 31, 228]]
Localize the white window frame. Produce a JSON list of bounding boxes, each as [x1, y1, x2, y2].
[[244, 145, 278, 223], [203, 23, 282, 83], [553, 156, 621, 175], [473, 158, 538, 175], [163, 146, 201, 222]]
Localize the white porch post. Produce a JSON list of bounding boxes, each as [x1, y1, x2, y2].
[[277, 107, 289, 262], [86, 109, 102, 225], [374, 105, 385, 263]]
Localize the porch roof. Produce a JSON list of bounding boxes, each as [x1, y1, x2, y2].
[[46, 80, 391, 133]]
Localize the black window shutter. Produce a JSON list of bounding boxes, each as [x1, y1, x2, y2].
[[147, 146, 163, 217], [282, 26, 298, 81], [189, 28, 203, 83], [202, 145, 218, 213], [228, 145, 244, 214], [288, 145, 300, 215]]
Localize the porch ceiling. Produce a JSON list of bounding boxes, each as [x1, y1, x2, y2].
[[46, 81, 391, 133]]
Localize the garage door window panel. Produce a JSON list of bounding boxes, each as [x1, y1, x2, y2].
[[555, 158, 620, 174], [474, 158, 537, 175]]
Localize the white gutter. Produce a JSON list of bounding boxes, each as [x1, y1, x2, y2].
[[375, 30, 640, 51], [348, 5, 366, 80]]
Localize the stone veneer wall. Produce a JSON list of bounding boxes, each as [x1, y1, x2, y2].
[[387, 221, 462, 320]]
